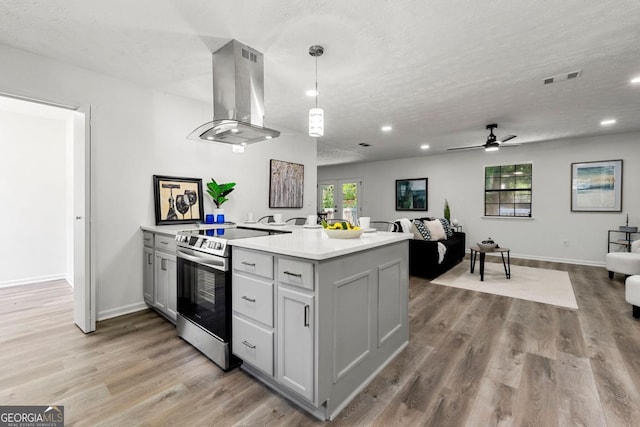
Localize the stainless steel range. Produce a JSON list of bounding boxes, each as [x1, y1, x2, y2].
[[174, 227, 274, 371]]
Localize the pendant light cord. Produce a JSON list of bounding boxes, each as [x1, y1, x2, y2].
[[315, 54, 319, 108]]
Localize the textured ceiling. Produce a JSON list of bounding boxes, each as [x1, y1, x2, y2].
[[1, 0, 639, 165]]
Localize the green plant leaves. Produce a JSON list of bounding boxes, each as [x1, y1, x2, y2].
[[206, 178, 236, 208]]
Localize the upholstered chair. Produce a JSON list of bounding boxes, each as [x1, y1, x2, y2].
[[606, 240, 640, 279]]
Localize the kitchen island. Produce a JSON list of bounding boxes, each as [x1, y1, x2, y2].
[[229, 227, 411, 420]]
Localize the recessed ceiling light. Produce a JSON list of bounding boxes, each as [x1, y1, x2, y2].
[[381, 125, 392, 132], [420, 144, 430, 150], [631, 76, 640, 84], [600, 119, 617, 126], [306, 89, 318, 96]]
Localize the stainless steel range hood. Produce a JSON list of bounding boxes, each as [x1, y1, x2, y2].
[[187, 39, 280, 144]]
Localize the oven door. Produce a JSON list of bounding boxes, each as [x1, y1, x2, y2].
[[176, 247, 230, 342]]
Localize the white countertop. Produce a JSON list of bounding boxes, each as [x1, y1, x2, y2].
[[141, 222, 412, 260], [140, 223, 235, 236], [230, 223, 412, 261]]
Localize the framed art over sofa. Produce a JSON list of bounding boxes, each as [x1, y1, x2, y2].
[[396, 178, 428, 211]]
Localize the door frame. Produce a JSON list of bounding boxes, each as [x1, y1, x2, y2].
[[1, 92, 95, 333]]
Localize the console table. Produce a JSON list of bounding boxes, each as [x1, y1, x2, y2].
[[470, 246, 511, 281]]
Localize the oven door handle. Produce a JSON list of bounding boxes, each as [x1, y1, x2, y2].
[[177, 248, 228, 272]]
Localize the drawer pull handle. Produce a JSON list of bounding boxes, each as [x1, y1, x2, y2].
[[159, 241, 168, 245], [242, 340, 256, 349], [147, 253, 153, 264], [284, 271, 302, 278], [304, 304, 310, 327], [242, 261, 256, 267], [241, 296, 256, 303]]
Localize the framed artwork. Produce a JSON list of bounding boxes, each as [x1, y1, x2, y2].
[[571, 160, 622, 212], [396, 178, 428, 211], [269, 159, 304, 208], [153, 175, 204, 225]]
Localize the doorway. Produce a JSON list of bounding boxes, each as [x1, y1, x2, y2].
[[318, 178, 362, 225], [0, 94, 94, 332]]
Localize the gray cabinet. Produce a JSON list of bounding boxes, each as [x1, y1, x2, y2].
[[277, 286, 314, 401], [154, 250, 177, 323], [142, 231, 154, 305]]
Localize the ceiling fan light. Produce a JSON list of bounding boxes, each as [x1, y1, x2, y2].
[[485, 145, 499, 152], [309, 107, 324, 137]]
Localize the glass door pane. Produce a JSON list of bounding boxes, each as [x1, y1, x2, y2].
[[319, 181, 336, 220], [340, 180, 359, 225]]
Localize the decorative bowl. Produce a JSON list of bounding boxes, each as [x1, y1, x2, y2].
[[323, 228, 364, 239], [477, 242, 497, 251]]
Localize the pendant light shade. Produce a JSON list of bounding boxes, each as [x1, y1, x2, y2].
[[308, 45, 324, 137], [309, 107, 324, 137]]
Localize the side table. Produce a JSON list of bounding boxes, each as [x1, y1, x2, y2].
[[470, 246, 511, 281]]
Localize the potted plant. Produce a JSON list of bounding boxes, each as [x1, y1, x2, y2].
[[206, 178, 236, 220], [444, 198, 451, 222]]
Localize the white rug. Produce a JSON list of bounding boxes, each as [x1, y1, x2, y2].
[[431, 262, 578, 310]]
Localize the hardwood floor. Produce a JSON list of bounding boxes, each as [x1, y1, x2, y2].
[[2, 259, 640, 426]]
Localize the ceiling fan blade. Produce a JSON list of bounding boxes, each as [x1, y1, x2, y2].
[[447, 144, 484, 151], [499, 135, 517, 143]]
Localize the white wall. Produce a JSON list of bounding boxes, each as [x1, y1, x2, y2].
[[0, 101, 73, 286], [319, 132, 640, 266], [0, 42, 316, 319]]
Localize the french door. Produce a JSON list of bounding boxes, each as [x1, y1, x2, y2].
[[318, 179, 362, 225]]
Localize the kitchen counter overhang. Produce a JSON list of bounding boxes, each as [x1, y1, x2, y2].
[[229, 226, 412, 260]]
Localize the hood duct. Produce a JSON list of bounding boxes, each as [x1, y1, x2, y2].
[[187, 39, 280, 145]]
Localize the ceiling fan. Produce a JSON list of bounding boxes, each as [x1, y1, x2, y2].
[[447, 124, 517, 152]]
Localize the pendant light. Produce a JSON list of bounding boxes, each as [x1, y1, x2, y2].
[[308, 45, 324, 137]]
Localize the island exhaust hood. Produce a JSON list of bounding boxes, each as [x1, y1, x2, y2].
[[187, 39, 280, 145]]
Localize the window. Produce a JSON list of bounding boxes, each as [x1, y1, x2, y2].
[[484, 163, 532, 217]]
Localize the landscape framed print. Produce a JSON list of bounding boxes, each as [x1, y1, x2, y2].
[[570, 159, 622, 212], [153, 175, 204, 225], [396, 178, 428, 211]]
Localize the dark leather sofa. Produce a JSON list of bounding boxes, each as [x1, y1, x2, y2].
[[394, 219, 466, 279], [408, 231, 466, 279]]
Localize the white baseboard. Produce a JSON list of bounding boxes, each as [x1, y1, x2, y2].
[[465, 249, 605, 268], [0, 274, 67, 288], [97, 302, 149, 321]]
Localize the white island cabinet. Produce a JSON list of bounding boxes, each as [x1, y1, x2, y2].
[[230, 229, 411, 421]]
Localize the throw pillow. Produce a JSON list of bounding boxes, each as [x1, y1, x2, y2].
[[438, 218, 454, 237], [410, 223, 425, 240], [425, 219, 447, 241], [412, 219, 431, 240]]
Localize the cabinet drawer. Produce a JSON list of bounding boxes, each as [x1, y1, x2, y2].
[[232, 274, 273, 327], [233, 249, 274, 279], [232, 315, 274, 376], [154, 234, 176, 252], [278, 258, 315, 291], [143, 231, 154, 247]]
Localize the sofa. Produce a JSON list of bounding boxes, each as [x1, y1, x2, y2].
[[395, 218, 466, 279]]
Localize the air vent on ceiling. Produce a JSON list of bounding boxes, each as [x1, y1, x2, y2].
[[358, 142, 371, 147], [543, 69, 582, 85]]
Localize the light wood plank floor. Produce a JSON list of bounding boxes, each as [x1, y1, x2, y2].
[[2, 259, 640, 426]]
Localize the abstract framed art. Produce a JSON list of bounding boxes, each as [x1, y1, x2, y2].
[[269, 159, 304, 208], [153, 175, 204, 225], [570, 159, 622, 212], [396, 178, 428, 211]]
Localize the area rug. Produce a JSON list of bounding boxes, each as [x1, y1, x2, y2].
[[431, 262, 578, 310]]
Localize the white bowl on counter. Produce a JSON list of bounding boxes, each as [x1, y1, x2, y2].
[[323, 228, 364, 239]]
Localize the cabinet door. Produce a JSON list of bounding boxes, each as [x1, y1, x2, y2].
[[143, 247, 154, 304], [154, 250, 177, 322], [277, 287, 314, 401], [165, 253, 177, 322]]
